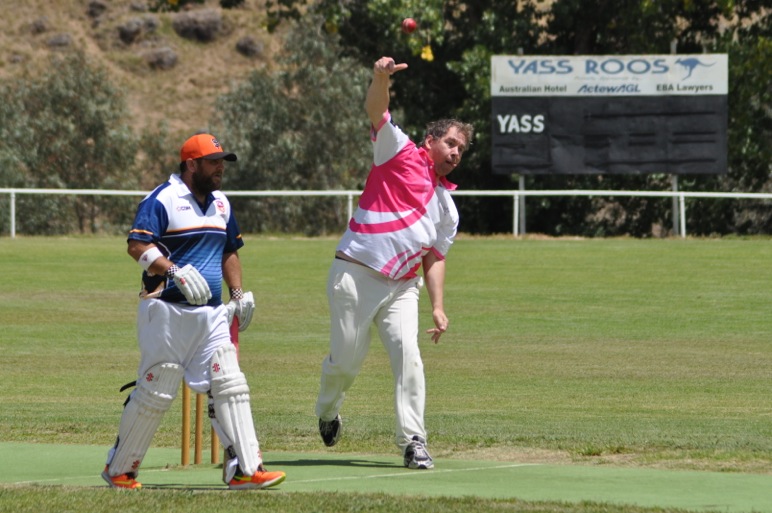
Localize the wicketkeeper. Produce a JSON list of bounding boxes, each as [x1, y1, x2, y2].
[[102, 133, 285, 490]]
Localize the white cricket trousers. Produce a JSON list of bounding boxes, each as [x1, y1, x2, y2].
[[315, 258, 426, 451], [137, 299, 231, 393]]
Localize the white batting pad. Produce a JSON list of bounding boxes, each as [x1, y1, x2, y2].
[[209, 344, 261, 478], [106, 363, 183, 476]]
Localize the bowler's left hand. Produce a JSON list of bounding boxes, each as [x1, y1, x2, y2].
[[426, 309, 448, 344]]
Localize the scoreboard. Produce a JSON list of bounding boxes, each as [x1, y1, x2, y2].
[[490, 54, 728, 175]]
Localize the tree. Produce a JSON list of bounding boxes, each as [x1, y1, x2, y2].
[[212, 15, 372, 235], [266, 0, 770, 236], [530, 0, 770, 237], [0, 50, 140, 235], [687, 20, 772, 235]]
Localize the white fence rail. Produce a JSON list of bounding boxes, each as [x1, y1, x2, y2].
[[1, 188, 770, 239]]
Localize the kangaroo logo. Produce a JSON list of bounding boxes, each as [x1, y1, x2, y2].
[[675, 58, 714, 80]]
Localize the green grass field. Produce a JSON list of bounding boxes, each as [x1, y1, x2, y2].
[[0, 236, 770, 512]]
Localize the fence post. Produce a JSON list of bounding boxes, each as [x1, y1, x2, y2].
[[518, 176, 527, 235], [513, 193, 519, 237], [10, 191, 16, 239], [679, 193, 686, 238], [671, 175, 680, 236]]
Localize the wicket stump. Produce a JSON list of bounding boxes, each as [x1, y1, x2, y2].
[[181, 384, 220, 465]]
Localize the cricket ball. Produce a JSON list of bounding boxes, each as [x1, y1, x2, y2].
[[401, 18, 417, 34]]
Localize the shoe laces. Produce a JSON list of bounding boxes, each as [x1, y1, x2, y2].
[[320, 418, 338, 434], [409, 438, 430, 460]]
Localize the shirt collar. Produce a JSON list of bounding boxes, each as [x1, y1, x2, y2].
[[170, 173, 214, 210], [170, 173, 190, 197]]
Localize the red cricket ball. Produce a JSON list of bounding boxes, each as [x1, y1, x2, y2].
[[401, 18, 417, 34]]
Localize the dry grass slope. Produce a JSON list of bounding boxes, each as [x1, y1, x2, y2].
[[0, 0, 282, 141]]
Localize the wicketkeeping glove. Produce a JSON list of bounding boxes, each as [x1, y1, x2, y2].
[[170, 264, 212, 305], [225, 291, 255, 331]]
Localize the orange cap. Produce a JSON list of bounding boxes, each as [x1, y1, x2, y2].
[[180, 134, 237, 163]]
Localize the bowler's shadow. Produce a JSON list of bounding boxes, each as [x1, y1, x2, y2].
[[267, 458, 400, 469]]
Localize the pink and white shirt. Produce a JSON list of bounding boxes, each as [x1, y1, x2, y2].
[[337, 113, 459, 280]]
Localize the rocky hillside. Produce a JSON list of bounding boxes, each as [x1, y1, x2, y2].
[[0, 0, 281, 139]]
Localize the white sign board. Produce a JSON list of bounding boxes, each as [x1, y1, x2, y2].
[[491, 54, 728, 97]]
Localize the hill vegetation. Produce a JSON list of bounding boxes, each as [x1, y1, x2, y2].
[[0, 1, 769, 237], [0, 0, 276, 138]]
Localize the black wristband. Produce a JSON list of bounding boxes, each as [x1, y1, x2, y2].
[[230, 288, 244, 300], [165, 264, 180, 278]]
